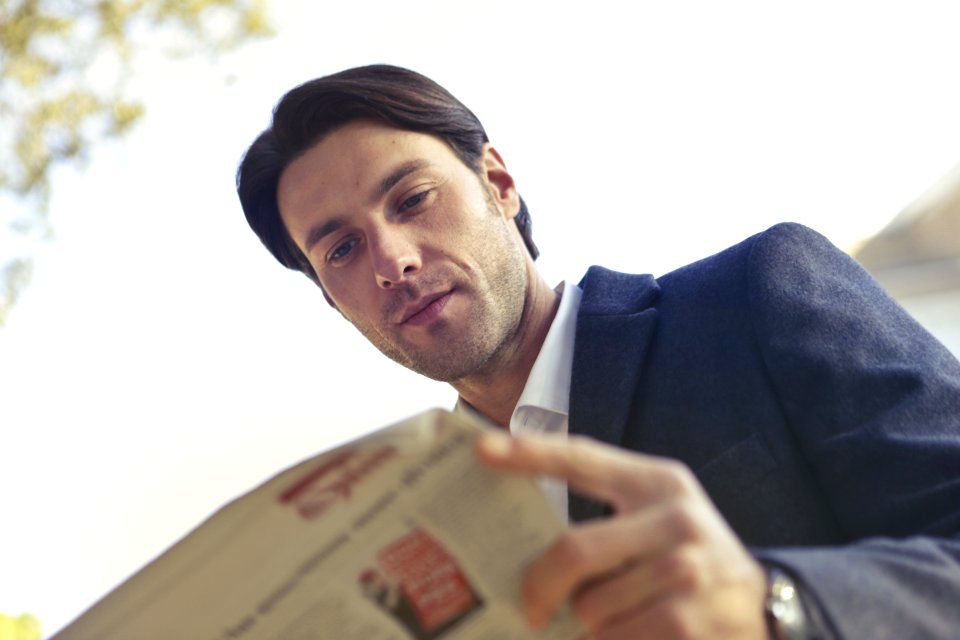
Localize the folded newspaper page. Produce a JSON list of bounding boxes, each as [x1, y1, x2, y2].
[[53, 409, 583, 640]]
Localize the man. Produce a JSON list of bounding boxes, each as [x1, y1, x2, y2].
[[237, 65, 960, 639]]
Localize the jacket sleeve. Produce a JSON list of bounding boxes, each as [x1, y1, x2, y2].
[[746, 223, 960, 639]]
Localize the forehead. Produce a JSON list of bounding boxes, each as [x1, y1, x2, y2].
[[277, 120, 461, 220]]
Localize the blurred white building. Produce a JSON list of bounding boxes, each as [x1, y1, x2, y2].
[[855, 163, 960, 356]]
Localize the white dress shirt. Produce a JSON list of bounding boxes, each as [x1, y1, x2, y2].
[[457, 281, 582, 518]]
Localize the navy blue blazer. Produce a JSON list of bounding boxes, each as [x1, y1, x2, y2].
[[568, 223, 960, 639]]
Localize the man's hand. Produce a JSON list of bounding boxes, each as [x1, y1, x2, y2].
[[476, 432, 768, 640]]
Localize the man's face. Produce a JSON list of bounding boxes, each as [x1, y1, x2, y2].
[[277, 120, 529, 381]]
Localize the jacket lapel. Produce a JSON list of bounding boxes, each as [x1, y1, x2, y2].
[[568, 266, 660, 522]]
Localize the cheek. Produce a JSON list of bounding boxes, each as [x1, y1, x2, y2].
[[430, 207, 494, 255], [320, 274, 371, 317], [328, 288, 364, 317], [331, 296, 379, 335]]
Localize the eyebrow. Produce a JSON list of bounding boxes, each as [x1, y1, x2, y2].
[[302, 159, 432, 253], [303, 218, 346, 254], [375, 159, 431, 201]]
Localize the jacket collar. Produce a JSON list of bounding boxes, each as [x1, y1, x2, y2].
[[568, 266, 661, 521]]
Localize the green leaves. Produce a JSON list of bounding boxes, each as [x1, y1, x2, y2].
[[0, 0, 273, 324], [0, 611, 42, 640]]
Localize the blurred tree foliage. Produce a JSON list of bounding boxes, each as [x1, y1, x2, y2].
[[0, 0, 272, 325], [0, 612, 41, 640]]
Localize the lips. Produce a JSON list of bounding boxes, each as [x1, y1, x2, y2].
[[399, 289, 454, 326]]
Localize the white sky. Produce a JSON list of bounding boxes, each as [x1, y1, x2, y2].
[[3, 1, 960, 635]]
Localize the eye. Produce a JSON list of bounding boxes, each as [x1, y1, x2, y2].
[[398, 190, 429, 213], [328, 237, 359, 263]]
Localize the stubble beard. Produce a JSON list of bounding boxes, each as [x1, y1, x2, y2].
[[352, 206, 529, 383]]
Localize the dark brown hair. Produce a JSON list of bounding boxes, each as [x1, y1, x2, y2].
[[236, 64, 538, 285]]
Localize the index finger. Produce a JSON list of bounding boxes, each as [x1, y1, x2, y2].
[[475, 431, 698, 512]]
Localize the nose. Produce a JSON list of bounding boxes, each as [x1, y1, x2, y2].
[[369, 227, 421, 289]]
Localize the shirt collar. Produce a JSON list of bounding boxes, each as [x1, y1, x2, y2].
[[511, 280, 582, 419], [454, 280, 582, 424]]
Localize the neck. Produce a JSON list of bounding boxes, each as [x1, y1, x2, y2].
[[452, 263, 560, 428]]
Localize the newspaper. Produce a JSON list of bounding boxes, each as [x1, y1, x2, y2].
[[53, 409, 583, 640]]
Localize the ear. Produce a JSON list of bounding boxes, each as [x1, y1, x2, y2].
[[481, 144, 521, 220]]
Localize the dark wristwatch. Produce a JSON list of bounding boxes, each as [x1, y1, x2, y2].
[[763, 565, 809, 640]]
